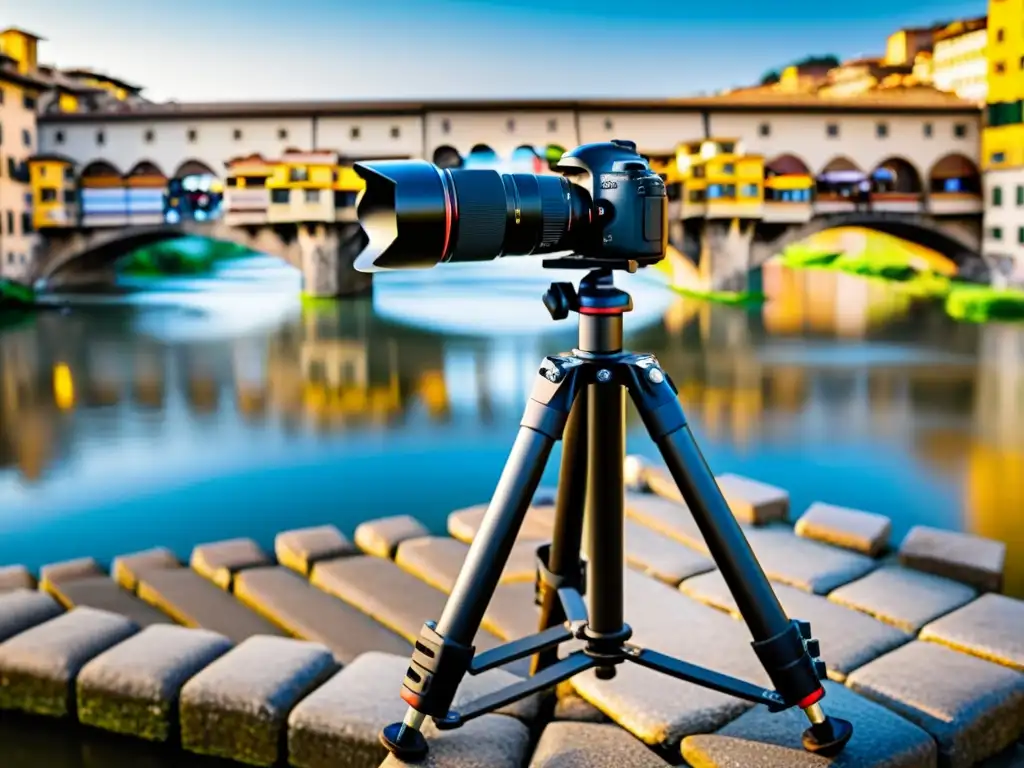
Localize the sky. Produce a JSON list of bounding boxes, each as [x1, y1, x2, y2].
[[1, 0, 988, 103]]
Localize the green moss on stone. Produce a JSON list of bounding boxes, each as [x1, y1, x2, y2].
[[180, 700, 281, 767], [77, 686, 173, 742], [0, 669, 72, 718], [289, 726, 387, 768]]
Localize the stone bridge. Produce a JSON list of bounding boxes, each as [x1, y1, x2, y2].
[[32, 220, 371, 297], [672, 212, 988, 292]]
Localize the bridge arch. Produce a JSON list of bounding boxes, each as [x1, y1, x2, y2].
[[815, 156, 866, 199], [870, 156, 923, 195], [928, 153, 981, 195], [765, 154, 812, 176], [80, 159, 124, 180], [125, 160, 167, 180], [464, 144, 499, 169], [173, 159, 218, 180], [432, 145, 463, 168]]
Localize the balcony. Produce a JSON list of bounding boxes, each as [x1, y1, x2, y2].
[[927, 192, 983, 216]]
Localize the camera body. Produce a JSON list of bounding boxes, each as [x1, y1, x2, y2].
[[352, 140, 668, 273]]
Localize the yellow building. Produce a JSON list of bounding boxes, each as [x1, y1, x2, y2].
[[932, 18, 989, 102], [28, 155, 77, 230], [0, 29, 49, 282], [885, 25, 942, 67], [267, 150, 340, 224], [981, 0, 1024, 276]]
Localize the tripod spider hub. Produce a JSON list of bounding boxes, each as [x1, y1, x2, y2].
[[380, 268, 853, 761]]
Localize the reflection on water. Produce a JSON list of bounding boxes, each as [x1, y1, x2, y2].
[[1, 256, 1022, 600]]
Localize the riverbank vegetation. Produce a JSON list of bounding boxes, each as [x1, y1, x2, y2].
[[0, 279, 37, 329], [119, 237, 254, 276], [779, 242, 1024, 323]]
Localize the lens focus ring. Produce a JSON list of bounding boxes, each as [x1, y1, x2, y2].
[[448, 171, 507, 262], [537, 177, 570, 250]]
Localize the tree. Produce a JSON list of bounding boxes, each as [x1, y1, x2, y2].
[[792, 54, 840, 69], [760, 70, 781, 85]]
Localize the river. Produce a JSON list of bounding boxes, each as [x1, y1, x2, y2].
[[0, 254, 1022, 765]]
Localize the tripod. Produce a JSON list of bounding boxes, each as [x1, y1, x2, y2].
[[380, 267, 853, 761]]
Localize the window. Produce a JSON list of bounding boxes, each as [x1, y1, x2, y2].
[[994, 61, 1006, 74], [740, 183, 759, 198], [54, 130, 64, 144], [270, 189, 290, 204], [987, 101, 1023, 127], [277, 127, 288, 140], [876, 122, 888, 138], [289, 167, 308, 182], [390, 125, 400, 138], [992, 151, 1006, 164], [603, 118, 613, 130], [758, 122, 770, 137], [21, 212, 32, 234], [349, 126, 360, 139], [144, 129, 154, 143], [441, 118, 451, 134], [993, 186, 1003, 206], [304, 189, 320, 204], [707, 183, 736, 199], [233, 128, 243, 140], [5, 211, 13, 235], [954, 123, 968, 138], [722, 162, 735, 174], [21, 129, 31, 148], [334, 190, 358, 207], [506, 118, 515, 132], [187, 128, 197, 142], [23, 94, 35, 109], [7, 158, 15, 177], [996, 28, 1006, 42], [1017, 185, 1024, 206], [63, 189, 77, 204], [0, 89, 3, 104], [96, 130, 105, 146], [40, 188, 57, 202], [826, 123, 839, 138], [547, 118, 557, 132], [990, 226, 1003, 240], [64, 166, 73, 179], [1019, 226, 1024, 245], [923, 122, 933, 138]]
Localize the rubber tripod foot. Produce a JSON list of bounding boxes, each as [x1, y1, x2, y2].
[[380, 722, 429, 762], [802, 715, 854, 757]]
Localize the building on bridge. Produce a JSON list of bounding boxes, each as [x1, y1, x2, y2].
[[931, 17, 990, 103], [981, 0, 1024, 279]]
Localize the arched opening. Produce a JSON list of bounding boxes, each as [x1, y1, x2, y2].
[[168, 159, 223, 222], [510, 144, 544, 173], [464, 144, 499, 169], [928, 153, 981, 196], [79, 161, 128, 227], [432, 145, 463, 169], [765, 154, 812, 177], [764, 154, 814, 205], [544, 143, 567, 172], [870, 157, 923, 196], [816, 157, 866, 201], [124, 160, 168, 226]]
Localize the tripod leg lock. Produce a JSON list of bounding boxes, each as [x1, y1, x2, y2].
[[534, 543, 587, 606], [750, 619, 826, 708], [399, 621, 474, 719]]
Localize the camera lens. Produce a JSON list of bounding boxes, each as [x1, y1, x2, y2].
[[353, 160, 592, 271]]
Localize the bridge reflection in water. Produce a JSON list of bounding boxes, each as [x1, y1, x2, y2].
[[0, 264, 1021, 595]]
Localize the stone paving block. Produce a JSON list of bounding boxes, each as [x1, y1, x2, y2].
[[179, 635, 337, 766], [680, 570, 910, 681], [234, 565, 411, 663], [39, 556, 104, 587], [310, 555, 507, 655], [190, 537, 272, 590], [275, 525, 356, 576], [448, 503, 556, 544], [76, 624, 233, 742], [111, 547, 180, 592], [0, 607, 139, 717], [899, 525, 1006, 593], [354, 515, 430, 559], [0, 565, 36, 592], [394, 536, 537, 594], [379, 714, 531, 768], [716, 473, 790, 525], [828, 564, 978, 633], [744, 525, 878, 594], [287, 650, 540, 768], [44, 575, 173, 628], [0, 589, 63, 643], [136, 567, 285, 645], [625, 519, 716, 585], [571, 570, 775, 748], [919, 593, 1024, 672], [553, 691, 609, 723], [485, 581, 542, 641], [624, 492, 711, 553], [681, 679, 937, 768], [847, 640, 1024, 768], [794, 502, 892, 557], [530, 721, 673, 767]]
